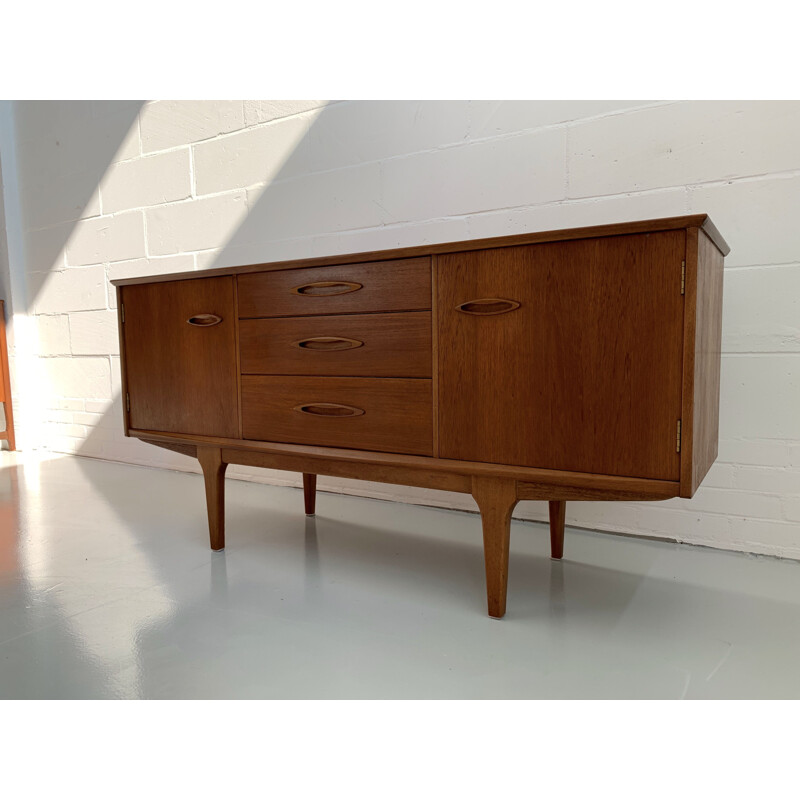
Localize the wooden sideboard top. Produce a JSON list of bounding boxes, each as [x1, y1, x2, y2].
[[111, 213, 730, 287]]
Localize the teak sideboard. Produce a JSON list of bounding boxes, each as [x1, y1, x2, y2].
[[112, 214, 728, 618]]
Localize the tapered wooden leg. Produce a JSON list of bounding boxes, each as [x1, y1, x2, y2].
[[472, 476, 518, 619], [549, 500, 566, 560], [303, 473, 317, 516], [198, 447, 228, 551]]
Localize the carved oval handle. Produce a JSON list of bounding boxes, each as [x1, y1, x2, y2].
[[187, 313, 223, 326], [292, 336, 364, 351], [293, 403, 365, 417], [292, 281, 363, 297], [456, 298, 521, 316]]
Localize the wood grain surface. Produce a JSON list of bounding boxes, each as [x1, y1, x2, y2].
[[239, 312, 432, 377], [121, 277, 239, 437], [198, 446, 228, 551], [548, 500, 566, 559], [472, 476, 518, 618], [303, 473, 317, 515], [237, 258, 431, 318], [130, 427, 680, 498], [437, 232, 686, 480], [241, 376, 433, 456], [680, 227, 725, 497], [221, 446, 472, 493]]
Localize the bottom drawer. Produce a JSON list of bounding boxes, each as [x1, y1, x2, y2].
[[241, 376, 433, 456]]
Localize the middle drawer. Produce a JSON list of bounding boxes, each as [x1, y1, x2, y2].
[[239, 312, 432, 377]]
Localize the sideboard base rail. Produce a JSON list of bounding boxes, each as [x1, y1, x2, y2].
[[137, 432, 678, 618]]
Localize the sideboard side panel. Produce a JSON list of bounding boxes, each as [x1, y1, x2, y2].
[[116, 285, 130, 436], [681, 228, 725, 497], [122, 277, 239, 438]]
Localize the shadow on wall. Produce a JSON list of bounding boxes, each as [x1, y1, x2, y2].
[[10, 100, 330, 459], [1, 102, 144, 452], [15, 101, 145, 307]]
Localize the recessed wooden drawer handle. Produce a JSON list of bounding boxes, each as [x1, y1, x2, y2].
[[292, 281, 363, 297], [187, 313, 223, 326], [456, 298, 521, 316], [292, 336, 364, 351], [293, 402, 365, 417]]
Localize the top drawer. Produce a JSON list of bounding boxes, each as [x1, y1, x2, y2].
[[237, 257, 431, 318]]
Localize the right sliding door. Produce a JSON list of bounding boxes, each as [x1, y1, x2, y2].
[[437, 232, 685, 480]]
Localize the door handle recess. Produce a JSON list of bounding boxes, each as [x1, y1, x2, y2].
[[187, 313, 223, 326], [456, 298, 520, 315], [293, 403, 365, 417], [291, 281, 363, 297], [292, 336, 364, 351]]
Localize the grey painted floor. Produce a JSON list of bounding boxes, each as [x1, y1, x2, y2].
[[1, 451, 799, 699]]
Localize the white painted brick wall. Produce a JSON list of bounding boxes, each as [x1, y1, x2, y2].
[[36, 314, 70, 356], [5, 100, 800, 561], [381, 127, 567, 222], [68, 310, 119, 356], [735, 466, 800, 495], [720, 355, 800, 439], [43, 356, 111, 399], [568, 101, 800, 197], [718, 438, 791, 468], [193, 115, 311, 194], [139, 101, 245, 153], [20, 172, 102, 230], [66, 211, 146, 266], [467, 100, 657, 139], [785, 497, 800, 522], [688, 175, 800, 267], [24, 220, 73, 272], [243, 100, 328, 126], [32, 265, 107, 314], [145, 191, 248, 255], [300, 101, 470, 172], [242, 162, 385, 240], [465, 187, 690, 240], [722, 265, 800, 352], [100, 149, 191, 213]]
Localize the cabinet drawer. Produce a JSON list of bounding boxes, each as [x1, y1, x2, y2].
[[239, 312, 432, 377], [242, 376, 433, 456], [237, 258, 431, 318]]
